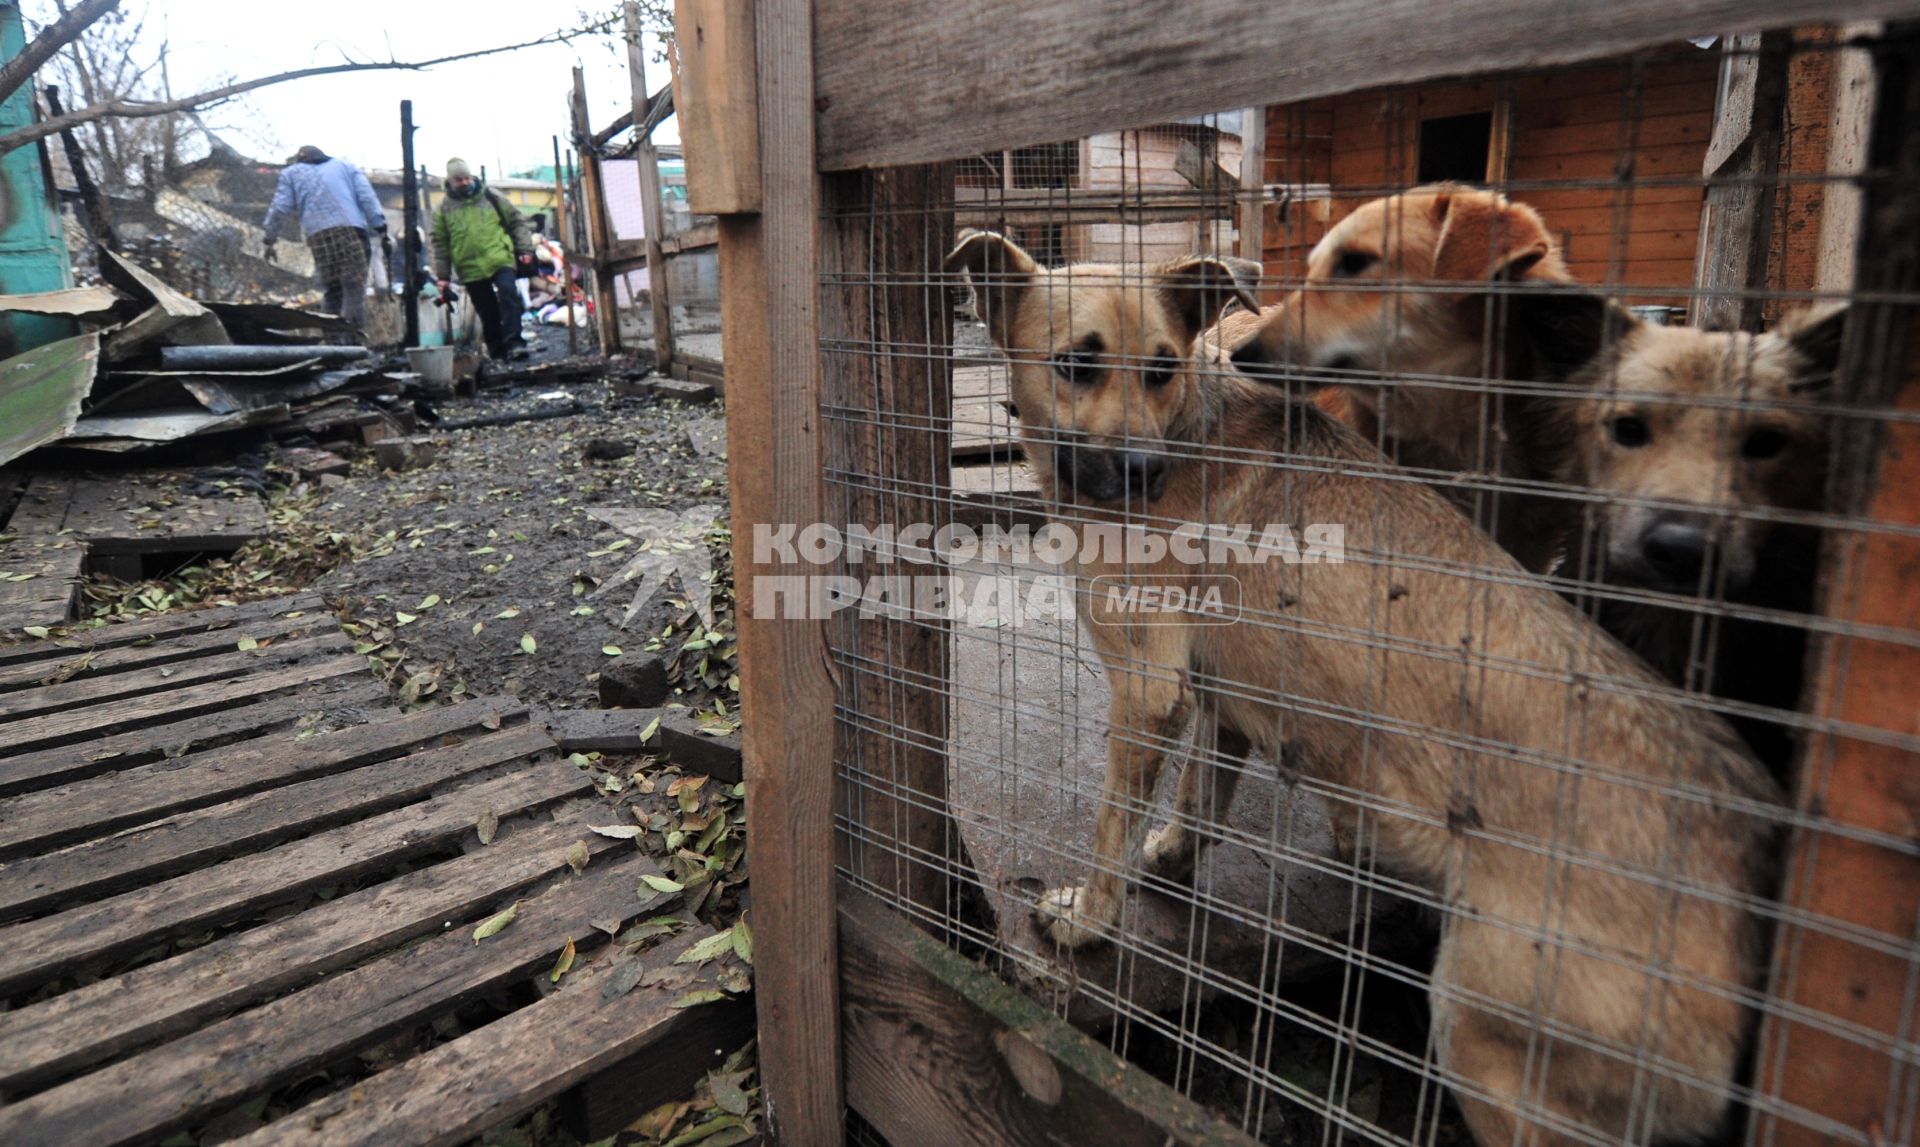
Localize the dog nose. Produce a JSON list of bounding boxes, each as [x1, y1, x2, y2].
[[1641, 520, 1709, 583], [1229, 339, 1268, 369], [1123, 451, 1167, 496]]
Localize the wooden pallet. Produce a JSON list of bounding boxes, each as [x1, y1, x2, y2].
[[0, 536, 87, 632], [951, 361, 1018, 461], [7, 473, 269, 579], [0, 594, 751, 1146]]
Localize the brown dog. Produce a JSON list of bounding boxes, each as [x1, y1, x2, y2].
[[1511, 290, 1844, 776], [1224, 185, 1580, 573], [946, 230, 1781, 1147]]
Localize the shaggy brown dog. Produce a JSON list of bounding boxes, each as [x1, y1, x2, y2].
[[947, 229, 1780, 1147], [1222, 185, 1580, 573]]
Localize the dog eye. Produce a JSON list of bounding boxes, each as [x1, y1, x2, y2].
[[1143, 355, 1179, 388], [1609, 415, 1651, 448], [1051, 349, 1098, 385], [1331, 250, 1378, 278], [1742, 427, 1789, 459]]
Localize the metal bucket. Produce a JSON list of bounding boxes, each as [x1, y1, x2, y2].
[[405, 346, 456, 393]]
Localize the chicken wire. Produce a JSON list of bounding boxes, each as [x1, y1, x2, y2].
[[813, 25, 1917, 1147]]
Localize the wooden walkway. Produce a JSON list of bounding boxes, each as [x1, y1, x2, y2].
[[0, 593, 751, 1146], [9, 473, 269, 580]]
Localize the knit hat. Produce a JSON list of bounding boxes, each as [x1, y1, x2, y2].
[[294, 145, 329, 164], [446, 157, 473, 179]]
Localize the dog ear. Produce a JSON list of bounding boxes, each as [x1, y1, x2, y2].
[[1156, 256, 1261, 339], [1431, 191, 1558, 284], [945, 230, 1039, 348], [1505, 287, 1636, 382], [1777, 302, 1847, 390]]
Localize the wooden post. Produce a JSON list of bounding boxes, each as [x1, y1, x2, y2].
[[1690, 30, 1790, 330], [822, 164, 956, 922], [571, 67, 623, 355], [676, 0, 843, 1141], [401, 102, 422, 349], [1816, 23, 1880, 294], [626, 2, 678, 373], [1237, 107, 1264, 267], [551, 135, 578, 357], [1751, 24, 1920, 1144]]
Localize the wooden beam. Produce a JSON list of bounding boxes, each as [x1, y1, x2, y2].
[[1751, 24, 1920, 1145], [1237, 107, 1265, 265], [812, 0, 1920, 171], [672, 0, 762, 214], [590, 108, 634, 149], [955, 187, 1234, 227], [628, 2, 678, 371], [661, 222, 719, 256], [823, 165, 956, 918], [691, 0, 844, 1138], [571, 67, 623, 354], [1691, 30, 1790, 329], [839, 887, 1263, 1147], [1817, 23, 1881, 294]]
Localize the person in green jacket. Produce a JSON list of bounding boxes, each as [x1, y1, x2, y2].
[[431, 157, 535, 360]]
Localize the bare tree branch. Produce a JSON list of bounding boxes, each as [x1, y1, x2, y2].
[[0, 0, 119, 110], [0, 13, 621, 159]]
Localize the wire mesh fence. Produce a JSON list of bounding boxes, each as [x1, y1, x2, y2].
[[810, 20, 1919, 1147]]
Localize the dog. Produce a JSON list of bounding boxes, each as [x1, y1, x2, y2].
[[945, 229, 1781, 1147], [1223, 185, 1581, 574], [1508, 291, 1844, 779]]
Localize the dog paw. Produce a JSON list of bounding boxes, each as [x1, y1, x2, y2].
[[1142, 824, 1196, 881], [1032, 885, 1112, 949]]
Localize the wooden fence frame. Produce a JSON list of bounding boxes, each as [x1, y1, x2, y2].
[[565, 16, 726, 389], [674, 2, 1920, 1143]]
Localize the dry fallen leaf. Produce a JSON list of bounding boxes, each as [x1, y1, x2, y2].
[[591, 824, 644, 840], [477, 807, 499, 845], [472, 903, 519, 943], [550, 938, 577, 983], [565, 840, 591, 873]]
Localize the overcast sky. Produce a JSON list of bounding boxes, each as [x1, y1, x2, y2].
[[31, 1, 674, 178]]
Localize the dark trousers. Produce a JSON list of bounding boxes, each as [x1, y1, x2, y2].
[[465, 266, 525, 358]]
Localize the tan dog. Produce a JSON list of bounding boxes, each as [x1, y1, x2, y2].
[[946, 230, 1781, 1147], [1514, 290, 1844, 776], [1224, 185, 1580, 573]]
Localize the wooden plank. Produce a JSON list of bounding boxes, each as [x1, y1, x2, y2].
[[839, 888, 1261, 1147], [703, 0, 843, 1134], [1752, 26, 1920, 1144], [0, 813, 631, 1092], [811, 0, 1920, 171], [0, 651, 370, 756], [671, 0, 761, 214], [628, 4, 679, 372], [1691, 30, 1789, 328], [10, 475, 268, 556], [0, 608, 325, 694], [0, 853, 664, 1147], [825, 165, 956, 916], [1816, 23, 1879, 293], [956, 187, 1232, 226], [0, 724, 548, 922], [0, 629, 348, 728], [0, 537, 85, 632], [573, 67, 625, 355], [0, 676, 388, 798], [1238, 107, 1265, 264], [660, 222, 720, 255], [0, 696, 524, 858], [228, 926, 749, 1147], [0, 761, 592, 999]]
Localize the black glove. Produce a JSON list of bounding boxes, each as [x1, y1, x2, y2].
[[263, 239, 278, 265], [379, 231, 394, 257]]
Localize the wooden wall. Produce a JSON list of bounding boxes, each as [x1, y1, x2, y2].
[[1258, 41, 1839, 312]]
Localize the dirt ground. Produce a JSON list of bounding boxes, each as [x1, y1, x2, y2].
[[308, 375, 729, 713]]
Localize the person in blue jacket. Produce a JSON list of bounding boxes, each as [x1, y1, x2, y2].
[[261, 145, 390, 338]]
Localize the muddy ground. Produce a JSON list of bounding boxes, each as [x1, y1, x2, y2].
[[306, 376, 729, 713]]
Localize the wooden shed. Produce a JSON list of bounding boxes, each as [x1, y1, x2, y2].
[[1255, 32, 1856, 313]]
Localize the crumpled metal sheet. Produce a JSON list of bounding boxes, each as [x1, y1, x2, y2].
[[0, 332, 99, 465]]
